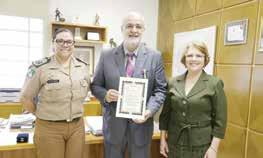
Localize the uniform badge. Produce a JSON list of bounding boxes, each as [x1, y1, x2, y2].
[[27, 66, 36, 78], [32, 57, 51, 67]]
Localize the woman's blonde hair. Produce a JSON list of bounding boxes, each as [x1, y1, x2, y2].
[[180, 41, 210, 67]]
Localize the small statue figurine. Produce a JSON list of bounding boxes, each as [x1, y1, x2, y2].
[[55, 8, 65, 22], [55, 8, 61, 22], [109, 38, 117, 48], [94, 13, 100, 26]]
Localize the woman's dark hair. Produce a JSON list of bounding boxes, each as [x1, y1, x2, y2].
[[53, 28, 73, 41]]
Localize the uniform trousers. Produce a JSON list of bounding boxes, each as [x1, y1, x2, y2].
[[104, 121, 151, 158], [34, 117, 85, 158]]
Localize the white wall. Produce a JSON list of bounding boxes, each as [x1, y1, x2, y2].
[[0, 0, 49, 56], [48, 0, 159, 49], [0, 0, 159, 57]]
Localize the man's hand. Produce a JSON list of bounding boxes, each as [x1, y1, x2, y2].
[[105, 89, 119, 103], [132, 109, 151, 124]]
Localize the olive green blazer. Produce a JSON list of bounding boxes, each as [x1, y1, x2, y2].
[[159, 71, 227, 146]]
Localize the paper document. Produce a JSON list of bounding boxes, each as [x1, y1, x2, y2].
[[9, 113, 36, 129], [0, 118, 9, 129]]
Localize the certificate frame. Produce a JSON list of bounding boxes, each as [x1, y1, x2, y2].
[[258, 16, 263, 52], [224, 19, 248, 45], [86, 32, 100, 41], [116, 77, 148, 119]]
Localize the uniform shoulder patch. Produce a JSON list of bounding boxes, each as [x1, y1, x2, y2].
[[32, 57, 51, 68], [26, 65, 37, 78], [75, 57, 88, 65]]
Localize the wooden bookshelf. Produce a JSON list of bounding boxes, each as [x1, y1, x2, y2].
[[51, 22, 107, 44]]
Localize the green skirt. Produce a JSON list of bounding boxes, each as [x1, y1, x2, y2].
[[168, 144, 210, 158]]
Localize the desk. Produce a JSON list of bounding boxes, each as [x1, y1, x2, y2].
[[0, 100, 101, 118], [0, 102, 162, 158], [0, 132, 161, 158]]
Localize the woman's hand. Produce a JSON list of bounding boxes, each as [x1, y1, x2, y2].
[[204, 146, 217, 158], [160, 138, 169, 157], [204, 137, 220, 158]]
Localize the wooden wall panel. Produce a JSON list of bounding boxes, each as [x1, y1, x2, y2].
[[163, 19, 194, 74], [193, 11, 221, 30], [163, 63, 172, 79], [247, 131, 263, 158], [170, 0, 196, 21], [255, 1, 263, 64], [196, 0, 222, 15], [157, 18, 175, 62], [158, 1, 262, 157], [174, 18, 193, 34], [192, 11, 222, 63], [218, 125, 246, 158], [161, 51, 173, 63], [223, 0, 252, 8], [157, 0, 174, 59], [218, 2, 258, 64], [216, 65, 251, 127], [160, 19, 193, 64], [249, 66, 263, 132]]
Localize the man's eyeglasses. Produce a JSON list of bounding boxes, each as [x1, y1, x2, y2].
[[54, 39, 75, 46], [125, 24, 144, 30]]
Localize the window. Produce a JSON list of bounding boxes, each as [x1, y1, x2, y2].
[[0, 15, 43, 88]]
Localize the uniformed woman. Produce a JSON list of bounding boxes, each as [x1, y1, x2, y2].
[[159, 41, 227, 158], [20, 28, 90, 158]]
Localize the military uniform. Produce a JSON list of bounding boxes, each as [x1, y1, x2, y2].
[[159, 71, 227, 158], [21, 55, 90, 158]]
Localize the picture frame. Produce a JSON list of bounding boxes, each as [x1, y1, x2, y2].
[[86, 32, 100, 41], [258, 16, 263, 52], [116, 77, 148, 119], [224, 19, 248, 45], [74, 46, 95, 75]]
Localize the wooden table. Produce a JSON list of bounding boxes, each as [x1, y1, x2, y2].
[[0, 132, 162, 158], [0, 100, 101, 119]]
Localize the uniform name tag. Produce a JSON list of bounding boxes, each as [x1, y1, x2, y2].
[[47, 79, 59, 84]]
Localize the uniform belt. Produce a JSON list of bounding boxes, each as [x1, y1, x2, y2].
[[176, 120, 211, 150], [46, 117, 81, 123]]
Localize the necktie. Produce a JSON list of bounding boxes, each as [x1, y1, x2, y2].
[[126, 53, 135, 77]]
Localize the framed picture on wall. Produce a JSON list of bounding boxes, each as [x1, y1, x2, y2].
[[74, 46, 95, 75], [258, 16, 263, 52], [224, 19, 248, 45], [86, 32, 100, 41]]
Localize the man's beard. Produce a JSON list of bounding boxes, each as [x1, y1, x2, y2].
[[124, 37, 141, 52]]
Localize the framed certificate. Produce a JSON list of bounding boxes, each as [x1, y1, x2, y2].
[[86, 32, 100, 41], [116, 77, 148, 119], [224, 19, 248, 45], [258, 16, 263, 52]]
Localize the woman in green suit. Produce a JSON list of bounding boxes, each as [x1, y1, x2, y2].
[[159, 41, 227, 158]]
